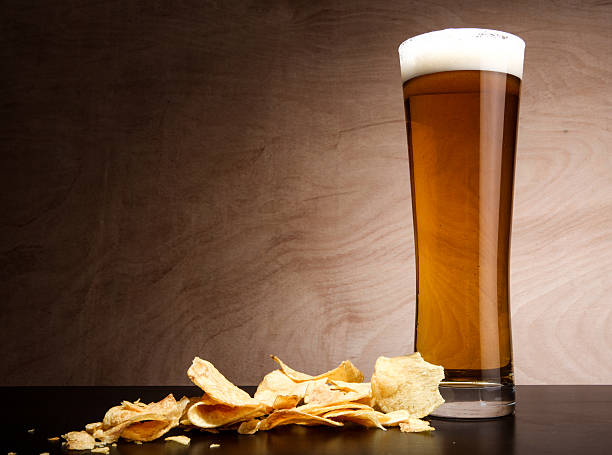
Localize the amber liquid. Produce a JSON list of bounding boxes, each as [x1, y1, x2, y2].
[[403, 70, 520, 386]]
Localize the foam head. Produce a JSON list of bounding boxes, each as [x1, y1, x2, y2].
[[398, 28, 525, 82]]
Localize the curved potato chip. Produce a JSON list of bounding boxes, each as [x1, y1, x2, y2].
[[254, 370, 309, 407], [371, 353, 444, 418], [95, 394, 181, 443], [271, 356, 364, 383], [188, 357, 261, 407], [187, 401, 267, 429], [257, 409, 343, 433], [120, 420, 174, 442], [323, 409, 386, 430], [399, 418, 435, 432], [177, 396, 201, 425], [103, 394, 180, 428]]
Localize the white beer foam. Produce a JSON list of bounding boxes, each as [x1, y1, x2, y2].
[[399, 28, 525, 82]]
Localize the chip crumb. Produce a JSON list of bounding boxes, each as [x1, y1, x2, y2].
[[63, 431, 96, 450], [92, 448, 110, 454], [134, 441, 143, 445], [8, 452, 17, 455], [27, 429, 35, 434], [399, 418, 435, 433], [210, 443, 220, 448], [48, 437, 60, 442], [111, 443, 117, 447], [39, 453, 49, 455], [165, 435, 190, 446]]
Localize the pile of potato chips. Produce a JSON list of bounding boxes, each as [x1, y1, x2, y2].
[[62, 353, 444, 449]]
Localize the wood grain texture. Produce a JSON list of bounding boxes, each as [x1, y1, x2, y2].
[[0, 0, 610, 385]]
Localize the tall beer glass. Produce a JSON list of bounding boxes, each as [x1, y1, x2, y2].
[[398, 29, 524, 418]]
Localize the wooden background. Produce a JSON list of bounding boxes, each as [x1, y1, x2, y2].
[[1, 0, 611, 386]]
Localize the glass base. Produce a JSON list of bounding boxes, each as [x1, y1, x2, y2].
[[430, 382, 515, 419]]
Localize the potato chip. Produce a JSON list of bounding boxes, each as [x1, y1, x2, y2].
[[177, 396, 202, 426], [399, 418, 435, 432], [303, 378, 370, 405], [297, 402, 373, 416], [238, 408, 343, 434], [94, 394, 182, 443], [371, 353, 444, 418], [187, 401, 267, 429], [62, 431, 96, 450], [323, 409, 386, 430], [254, 369, 309, 407], [262, 409, 344, 430], [120, 420, 175, 441], [271, 356, 364, 383], [188, 357, 262, 407]]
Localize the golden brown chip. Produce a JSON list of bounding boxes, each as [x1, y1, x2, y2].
[[91, 448, 110, 454], [85, 422, 103, 434], [94, 394, 182, 443], [187, 401, 267, 429], [120, 420, 175, 442], [323, 409, 386, 430], [177, 396, 202, 426], [262, 409, 344, 430], [188, 357, 262, 407], [165, 435, 191, 445], [238, 408, 344, 434], [271, 356, 364, 383], [399, 418, 435, 432], [62, 431, 96, 450], [297, 402, 373, 416], [303, 378, 370, 405], [254, 370, 309, 407], [371, 353, 444, 418], [102, 394, 180, 428]]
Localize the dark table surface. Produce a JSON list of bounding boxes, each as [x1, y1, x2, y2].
[[2, 386, 610, 455]]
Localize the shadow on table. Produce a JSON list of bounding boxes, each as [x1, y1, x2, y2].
[[112, 417, 515, 455]]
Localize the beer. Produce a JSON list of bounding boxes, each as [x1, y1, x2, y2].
[[398, 29, 525, 418]]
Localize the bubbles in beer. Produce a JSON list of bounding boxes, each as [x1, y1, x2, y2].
[[398, 28, 525, 82]]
